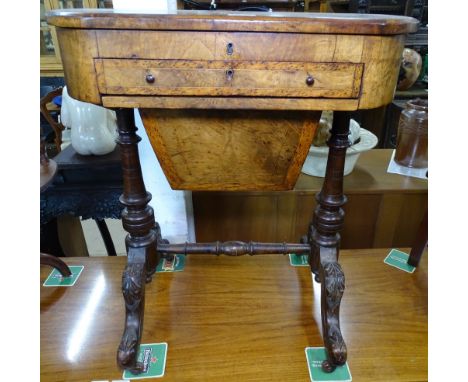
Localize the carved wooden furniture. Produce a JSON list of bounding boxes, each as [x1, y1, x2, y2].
[[40, 87, 121, 257], [40, 87, 65, 153], [47, 9, 418, 375], [40, 144, 122, 256], [40, 137, 72, 277]]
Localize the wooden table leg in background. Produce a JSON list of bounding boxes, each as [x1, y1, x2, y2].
[[115, 109, 161, 374], [95, 218, 118, 256], [40, 253, 72, 277], [308, 111, 350, 372], [407, 210, 428, 267]]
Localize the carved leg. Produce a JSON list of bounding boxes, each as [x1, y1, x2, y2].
[[308, 112, 350, 372], [115, 109, 161, 373], [117, 246, 147, 373], [40, 252, 72, 277], [319, 247, 346, 372]]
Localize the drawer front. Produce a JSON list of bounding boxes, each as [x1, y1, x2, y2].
[[95, 31, 363, 63], [95, 59, 363, 98], [215, 32, 363, 62], [96, 31, 217, 60]]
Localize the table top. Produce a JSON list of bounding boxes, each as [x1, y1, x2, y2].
[[41, 248, 427, 381], [295, 148, 428, 194], [47, 9, 418, 35]]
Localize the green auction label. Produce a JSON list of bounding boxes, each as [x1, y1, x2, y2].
[[156, 254, 185, 272], [384, 249, 416, 273], [289, 253, 309, 267], [305, 347, 352, 382], [122, 343, 168, 380], [42, 265, 84, 287]]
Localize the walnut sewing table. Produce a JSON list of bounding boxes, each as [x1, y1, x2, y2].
[[47, 9, 418, 375]]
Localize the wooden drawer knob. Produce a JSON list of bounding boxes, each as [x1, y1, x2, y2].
[[145, 73, 155, 83], [306, 75, 315, 86]]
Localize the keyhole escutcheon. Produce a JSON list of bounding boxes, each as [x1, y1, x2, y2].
[[226, 69, 234, 81]]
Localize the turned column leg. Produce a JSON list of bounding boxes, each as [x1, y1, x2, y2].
[[407, 210, 428, 268], [308, 112, 350, 372], [115, 109, 160, 373]]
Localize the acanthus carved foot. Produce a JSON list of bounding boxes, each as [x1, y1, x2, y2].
[[117, 249, 147, 374], [118, 325, 144, 374], [319, 249, 347, 372]]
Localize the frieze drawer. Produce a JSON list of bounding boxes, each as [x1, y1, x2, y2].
[[95, 31, 363, 63], [95, 59, 363, 98]]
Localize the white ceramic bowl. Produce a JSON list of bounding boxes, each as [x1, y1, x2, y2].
[[301, 126, 378, 178]]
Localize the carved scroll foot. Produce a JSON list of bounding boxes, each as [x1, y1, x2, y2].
[[117, 246, 148, 374], [322, 359, 337, 373], [319, 247, 347, 372]]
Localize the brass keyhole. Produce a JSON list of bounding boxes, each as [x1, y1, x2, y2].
[[226, 69, 234, 81], [226, 42, 234, 55]]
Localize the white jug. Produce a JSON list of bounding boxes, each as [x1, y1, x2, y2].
[[61, 86, 117, 156]]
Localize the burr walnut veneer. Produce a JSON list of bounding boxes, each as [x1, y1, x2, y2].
[[47, 9, 418, 376]]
